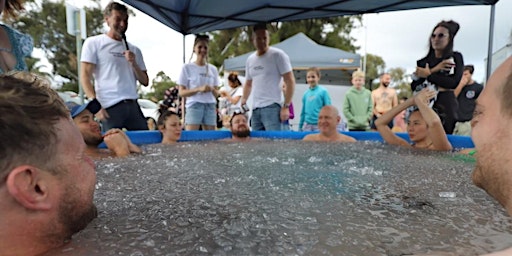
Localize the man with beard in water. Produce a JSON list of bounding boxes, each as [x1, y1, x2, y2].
[[66, 101, 141, 158], [0, 73, 98, 256], [371, 73, 398, 130], [229, 112, 252, 142], [471, 56, 512, 256]]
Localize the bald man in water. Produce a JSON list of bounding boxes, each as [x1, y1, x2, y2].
[[0, 73, 97, 255], [303, 105, 356, 143], [471, 56, 512, 255]]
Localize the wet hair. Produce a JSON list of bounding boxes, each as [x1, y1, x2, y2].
[[229, 112, 247, 126], [464, 65, 475, 74], [427, 20, 460, 59], [227, 72, 241, 87], [307, 67, 321, 79], [103, 1, 128, 17], [0, 71, 69, 180], [1, 0, 24, 19], [157, 104, 179, 128], [352, 70, 365, 79]]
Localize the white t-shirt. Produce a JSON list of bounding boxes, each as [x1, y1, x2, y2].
[[245, 47, 292, 109], [228, 86, 243, 113], [178, 62, 220, 108], [81, 34, 146, 108]]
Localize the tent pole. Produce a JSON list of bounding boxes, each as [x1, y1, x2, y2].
[[485, 4, 496, 82], [182, 34, 186, 64]]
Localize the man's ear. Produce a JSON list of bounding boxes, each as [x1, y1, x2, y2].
[[5, 165, 53, 211]]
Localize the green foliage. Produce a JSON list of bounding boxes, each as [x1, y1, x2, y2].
[[388, 67, 412, 99], [364, 53, 385, 90], [208, 27, 253, 71], [144, 71, 178, 102], [13, 0, 104, 92], [277, 16, 361, 53]]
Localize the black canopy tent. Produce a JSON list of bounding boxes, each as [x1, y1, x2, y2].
[[121, 0, 500, 79]]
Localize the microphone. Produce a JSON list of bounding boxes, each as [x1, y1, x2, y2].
[[121, 33, 130, 51]]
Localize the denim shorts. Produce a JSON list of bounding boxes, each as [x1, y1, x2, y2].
[[302, 123, 319, 131], [185, 103, 217, 126], [251, 103, 282, 131]]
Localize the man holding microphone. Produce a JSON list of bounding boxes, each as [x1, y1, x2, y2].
[[80, 1, 149, 131]]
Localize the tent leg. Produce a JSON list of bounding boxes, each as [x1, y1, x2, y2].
[[485, 4, 496, 82], [182, 35, 186, 64]]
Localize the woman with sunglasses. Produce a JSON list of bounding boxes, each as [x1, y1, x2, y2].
[[178, 34, 220, 131], [411, 20, 464, 134], [0, 0, 33, 74]]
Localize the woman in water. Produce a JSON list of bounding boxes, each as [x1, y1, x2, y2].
[[411, 20, 463, 134], [178, 34, 220, 131], [375, 88, 452, 151], [157, 106, 182, 144]]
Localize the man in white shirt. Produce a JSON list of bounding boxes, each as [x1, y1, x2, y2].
[[241, 23, 296, 131], [80, 1, 149, 131]]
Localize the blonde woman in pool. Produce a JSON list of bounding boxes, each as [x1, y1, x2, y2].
[[375, 88, 452, 151]]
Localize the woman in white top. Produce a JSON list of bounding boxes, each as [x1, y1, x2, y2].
[[219, 72, 243, 128], [178, 35, 220, 130]]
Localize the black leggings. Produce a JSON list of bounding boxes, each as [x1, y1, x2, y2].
[[433, 91, 459, 134]]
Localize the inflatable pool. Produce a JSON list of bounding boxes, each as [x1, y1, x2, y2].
[[125, 130, 474, 148]]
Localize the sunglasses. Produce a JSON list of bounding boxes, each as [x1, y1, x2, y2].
[[431, 33, 448, 39]]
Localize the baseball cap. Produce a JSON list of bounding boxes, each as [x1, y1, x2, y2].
[[66, 98, 102, 118]]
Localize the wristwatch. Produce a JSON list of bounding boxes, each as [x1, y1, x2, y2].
[[283, 103, 291, 108]]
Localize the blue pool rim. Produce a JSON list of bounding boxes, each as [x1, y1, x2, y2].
[[123, 131, 474, 149]]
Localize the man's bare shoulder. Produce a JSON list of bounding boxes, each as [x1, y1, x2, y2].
[[336, 133, 357, 143], [304, 133, 356, 143], [302, 133, 320, 141]]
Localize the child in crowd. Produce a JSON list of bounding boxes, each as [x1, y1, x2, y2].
[[342, 70, 373, 131], [298, 67, 332, 131]]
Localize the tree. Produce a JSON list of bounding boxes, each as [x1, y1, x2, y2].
[[277, 17, 361, 53], [144, 71, 178, 102], [13, 0, 104, 92], [363, 53, 385, 90], [388, 67, 412, 99], [208, 16, 361, 74]]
